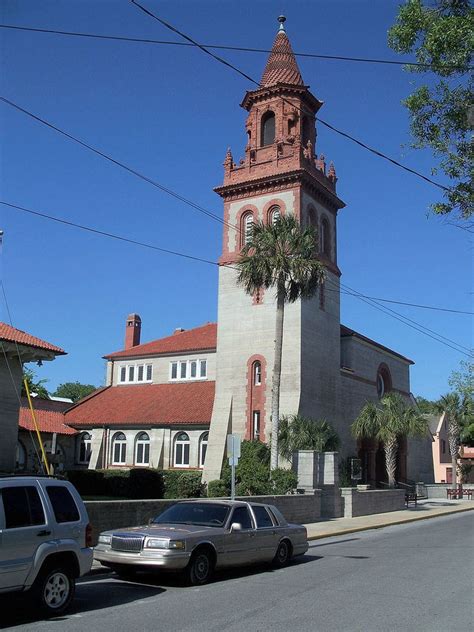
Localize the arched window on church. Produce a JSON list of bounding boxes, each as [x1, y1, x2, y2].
[[261, 111, 275, 146], [242, 212, 254, 247], [268, 205, 280, 225], [321, 217, 331, 258], [376, 365, 392, 399], [307, 206, 317, 229]]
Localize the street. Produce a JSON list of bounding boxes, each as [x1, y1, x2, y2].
[[1, 512, 473, 632]]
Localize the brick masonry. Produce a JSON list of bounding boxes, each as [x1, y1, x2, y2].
[[340, 488, 406, 518]]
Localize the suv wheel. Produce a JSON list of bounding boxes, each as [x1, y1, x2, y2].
[[33, 566, 75, 616]]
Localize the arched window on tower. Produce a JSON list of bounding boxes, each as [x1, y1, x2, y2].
[[253, 361, 262, 386], [261, 111, 275, 146], [302, 116, 311, 145], [242, 212, 254, 247], [320, 217, 331, 258], [268, 206, 280, 225]]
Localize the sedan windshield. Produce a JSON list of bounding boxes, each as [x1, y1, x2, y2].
[[152, 503, 230, 527]]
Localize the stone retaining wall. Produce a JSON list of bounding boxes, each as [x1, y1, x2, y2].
[[85, 492, 321, 545], [341, 488, 405, 518], [424, 484, 453, 499]]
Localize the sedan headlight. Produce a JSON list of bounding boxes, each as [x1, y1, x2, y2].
[[145, 538, 186, 550], [98, 534, 112, 545]]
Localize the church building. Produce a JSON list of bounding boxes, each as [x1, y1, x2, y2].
[[65, 19, 414, 486]]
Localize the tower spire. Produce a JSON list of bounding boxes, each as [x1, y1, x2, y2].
[[260, 16, 304, 87]]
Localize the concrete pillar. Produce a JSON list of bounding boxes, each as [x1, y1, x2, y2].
[[0, 357, 22, 472]]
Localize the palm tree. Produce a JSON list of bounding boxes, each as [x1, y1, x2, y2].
[[278, 415, 340, 462], [351, 393, 427, 488], [236, 215, 325, 469], [436, 392, 473, 489]]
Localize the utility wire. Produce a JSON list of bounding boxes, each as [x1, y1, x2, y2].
[[326, 286, 473, 315], [0, 201, 220, 268], [324, 277, 472, 357], [0, 96, 235, 233], [131, 0, 451, 193], [3, 199, 471, 358], [1, 23, 471, 71]]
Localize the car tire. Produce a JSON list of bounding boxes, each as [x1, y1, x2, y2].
[[32, 565, 75, 617], [186, 549, 213, 586], [273, 540, 291, 568]]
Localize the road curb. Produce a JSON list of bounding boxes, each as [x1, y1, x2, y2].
[[307, 506, 474, 541]]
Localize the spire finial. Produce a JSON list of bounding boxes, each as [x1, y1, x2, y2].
[[278, 15, 286, 32]]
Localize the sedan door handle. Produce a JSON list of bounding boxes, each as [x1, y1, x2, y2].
[[37, 530, 51, 537]]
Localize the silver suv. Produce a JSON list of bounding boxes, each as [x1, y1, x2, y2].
[[0, 476, 93, 616]]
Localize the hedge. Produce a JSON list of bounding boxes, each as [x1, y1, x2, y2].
[[66, 468, 203, 500]]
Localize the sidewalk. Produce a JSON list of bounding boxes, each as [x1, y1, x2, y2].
[[304, 498, 474, 540]]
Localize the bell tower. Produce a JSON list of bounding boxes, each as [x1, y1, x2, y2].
[[203, 17, 346, 483]]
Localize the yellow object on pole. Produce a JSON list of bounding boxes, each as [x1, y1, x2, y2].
[[23, 377, 50, 476]]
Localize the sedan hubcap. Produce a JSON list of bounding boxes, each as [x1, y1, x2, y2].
[[44, 572, 70, 608], [195, 555, 209, 580]]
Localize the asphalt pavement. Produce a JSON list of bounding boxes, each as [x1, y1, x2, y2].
[[1, 510, 473, 632]]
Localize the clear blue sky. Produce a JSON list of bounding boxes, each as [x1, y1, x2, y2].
[[1, 0, 472, 400]]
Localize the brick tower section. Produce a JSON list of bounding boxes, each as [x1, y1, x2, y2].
[[203, 19, 346, 483]]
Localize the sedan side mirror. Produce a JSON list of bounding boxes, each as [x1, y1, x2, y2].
[[230, 522, 242, 532]]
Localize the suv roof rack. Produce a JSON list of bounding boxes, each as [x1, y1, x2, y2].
[[0, 473, 66, 480]]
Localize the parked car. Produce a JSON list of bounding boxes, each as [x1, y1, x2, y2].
[[94, 499, 308, 584], [0, 476, 93, 616]]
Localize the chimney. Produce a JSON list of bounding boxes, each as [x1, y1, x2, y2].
[[125, 313, 141, 349]]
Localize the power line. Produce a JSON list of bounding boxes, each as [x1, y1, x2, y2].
[[0, 96, 235, 233], [325, 277, 473, 357], [131, 1, 450, 193], [326, 286, 473, 315], [1, 23, 471, 72], [3, 198, 471, 359], [0, 201, 220, 268]]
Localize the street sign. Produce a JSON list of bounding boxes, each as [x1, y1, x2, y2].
[[227, 434, 241, 500], [227, 434, 241, 460]]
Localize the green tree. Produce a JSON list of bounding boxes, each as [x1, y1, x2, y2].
[[351, 393, 428, 487], [448, 360, 473, 398], [278, 415, 340, 462], [21, 367, 49, 399], [53, 381, 97, 403], [436, 392, 473, 487], [414, 395, 439, 414], [388, 0, 473, 220], [236, 215, 325, 469]]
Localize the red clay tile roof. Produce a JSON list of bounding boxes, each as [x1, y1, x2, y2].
[[261, 30, 304, 87], [0, 322, 65, 354], [104, 323, 217, 359], [19, 397, 77, 435], [65, 381, 215, 426]]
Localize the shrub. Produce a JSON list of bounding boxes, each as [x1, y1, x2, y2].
[[270, 468, 298, 495], [207, 479, 230, 497], [66, 470, 105, 496], [162, 471, 204, 499], [128, 468, 164, 499]]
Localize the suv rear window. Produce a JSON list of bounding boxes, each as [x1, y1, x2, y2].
[[46, 486, 80, 523], [1, 486, 45, 529]]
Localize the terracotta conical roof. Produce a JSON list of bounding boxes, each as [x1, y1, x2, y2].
[[260, 26, 304, 87]]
